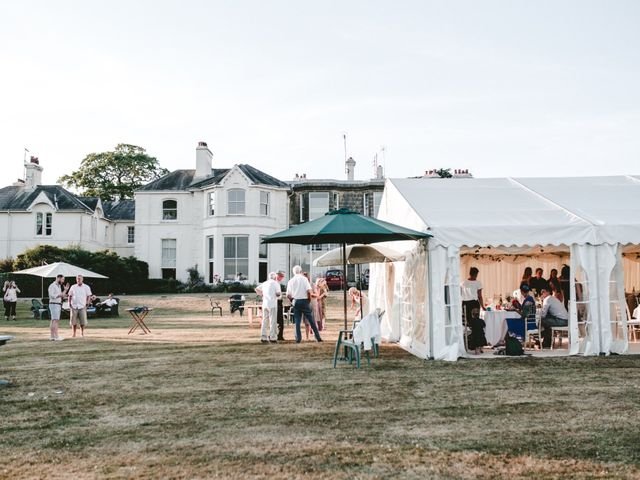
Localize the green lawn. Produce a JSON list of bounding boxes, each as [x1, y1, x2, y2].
[[1, 294, 639, 479]]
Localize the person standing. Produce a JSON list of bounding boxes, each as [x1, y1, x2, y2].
[[529, 268, 550, 297], [2, 281, 9, 321], [255, 272, 281, 343], [68, 275, 92, 337], [3, 280, 20, 321], [286, 265, 322, 343], [276, 271, 287, 341], [48, 274, 68, 341], [460, 267, 484, 324], [315, 277, 328, 331]]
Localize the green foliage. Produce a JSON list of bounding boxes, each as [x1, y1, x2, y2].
[[58, 144, 169, 201], [9, 245, 150, 296], [435, 168, 453, 178], [0, 257, 15, 273]]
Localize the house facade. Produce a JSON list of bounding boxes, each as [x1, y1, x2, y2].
[[134, 142, 290, 283], [0, 157, 135, 260], [286, 159, 385, 279]]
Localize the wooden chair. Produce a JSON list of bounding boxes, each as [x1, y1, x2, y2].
[[207, 296, 223, 316]]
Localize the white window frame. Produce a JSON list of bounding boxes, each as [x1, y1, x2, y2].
[[373, 191, 383, 218], [127, 226, 135, 244], [208, 192, 215, 216], [161, 239, 177, 268], [227, 189, 246, 216], [162, 199, 178, 221], [363, 193, 370, 216], [260, 191, 269, 216], [309, 192, 329, 221], [207, 236, 215, 283], [35, 212, 53, 236], [223, 235, 249, 280]]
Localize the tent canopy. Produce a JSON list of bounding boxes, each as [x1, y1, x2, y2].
[[384, 176, 640, 250]]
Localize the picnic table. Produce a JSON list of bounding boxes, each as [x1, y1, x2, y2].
[[245, 304, 262, 327], [0, 335, 13, 386], [126, 307, 153, 335]]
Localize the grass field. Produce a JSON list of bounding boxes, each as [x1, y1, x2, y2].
[[1, 293, 639, 479]]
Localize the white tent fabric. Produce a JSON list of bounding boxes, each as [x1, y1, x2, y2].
[[372, 176, 640, 360]]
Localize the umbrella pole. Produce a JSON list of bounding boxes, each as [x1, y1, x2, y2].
[[342, 243, 348, 331]]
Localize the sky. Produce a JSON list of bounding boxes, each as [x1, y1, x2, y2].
[[1, 0, 639, 186]]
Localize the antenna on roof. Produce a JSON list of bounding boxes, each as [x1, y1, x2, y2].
[[343, 133, 348, 173], [23, 147, 29, 181]]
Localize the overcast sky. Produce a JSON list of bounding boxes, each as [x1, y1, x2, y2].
[[1, 0, 639, 186]]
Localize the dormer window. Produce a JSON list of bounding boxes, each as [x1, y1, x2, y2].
[[227, 189, 245, 215], [35, 212, 53, 236], [162, 199, 178, 220]]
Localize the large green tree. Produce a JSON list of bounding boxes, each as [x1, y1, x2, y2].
[[59, 144, 169, 201]]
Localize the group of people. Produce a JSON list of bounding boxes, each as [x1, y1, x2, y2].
[[462, 264, 571, 352], [255, 266, 329, 344]]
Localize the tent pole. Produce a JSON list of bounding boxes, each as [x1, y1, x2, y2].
[[342, 243, 348, 331]]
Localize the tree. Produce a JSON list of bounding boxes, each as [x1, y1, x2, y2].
[[59, 144, 169, 201], [434, 168, 452, 178]]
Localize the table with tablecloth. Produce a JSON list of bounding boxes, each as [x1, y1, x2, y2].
[[479, 310, 522, 345]]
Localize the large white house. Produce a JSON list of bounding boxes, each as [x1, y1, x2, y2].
[[134, 142, 290, 283], [0, 157, 135, 259]]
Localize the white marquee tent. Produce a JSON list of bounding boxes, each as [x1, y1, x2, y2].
[[369, 176, 640, 361]]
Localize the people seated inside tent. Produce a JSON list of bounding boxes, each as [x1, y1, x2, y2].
[[529, 268, 550, 297], [509, 284, 536, 320], [539, 288, 569, 348]]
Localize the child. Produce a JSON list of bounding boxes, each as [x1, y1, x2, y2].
[[467, 307, 487, 354]]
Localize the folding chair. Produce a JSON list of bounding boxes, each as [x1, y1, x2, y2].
[[207, 295, 223, 316]]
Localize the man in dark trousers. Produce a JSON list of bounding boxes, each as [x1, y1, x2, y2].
[[276, 271, 286, 341]]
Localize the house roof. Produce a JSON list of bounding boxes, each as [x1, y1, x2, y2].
[[139, 165, 289, 191], [103, 200, 135, 221], [0, 185, 93, 212]]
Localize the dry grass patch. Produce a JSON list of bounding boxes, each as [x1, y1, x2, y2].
[[0, 294, 639, 479]]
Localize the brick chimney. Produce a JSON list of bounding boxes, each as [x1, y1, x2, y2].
[[195, 141, 213, 180], [24, 156, 43, 190]]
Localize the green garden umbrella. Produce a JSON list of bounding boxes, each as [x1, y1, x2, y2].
[[262, 208, 431, 329]]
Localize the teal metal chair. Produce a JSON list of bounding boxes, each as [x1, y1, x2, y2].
[[31, 299, 50, 320]]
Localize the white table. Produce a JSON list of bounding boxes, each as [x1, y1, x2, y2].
[[480, 310, 521, 345]]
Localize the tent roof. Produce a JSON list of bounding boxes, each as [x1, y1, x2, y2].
[[386, 176, 640, 249]]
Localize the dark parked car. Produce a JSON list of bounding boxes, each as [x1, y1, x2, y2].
[[325, 269, 344, 290]]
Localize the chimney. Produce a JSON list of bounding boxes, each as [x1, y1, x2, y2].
[[346, 157, 356, 181], [24, 156, 43, 190], [195, 141, 213, 180], [375, 164, 384, 180]]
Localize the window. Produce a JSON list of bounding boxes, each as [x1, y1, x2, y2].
[[127, 226, 135, 244], [208, 192, 215, 216], [332, 192, 340, 210], [161, 239, 177, 279], [259, 236, 268, 282], [363, 193, 370, 216], [162, 199, 177, 220], [224, 236, 248, 280], [227, 189, 245, 215], [260, 191, 269, 216], [104, 225, 109, 240], [35, 212, 52, 236], [373, 192, 383, 217], [300, 192, 330, 223], [207, 236, 215, 283]]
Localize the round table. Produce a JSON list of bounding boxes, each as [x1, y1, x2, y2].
[[480, 310, 522, 345]]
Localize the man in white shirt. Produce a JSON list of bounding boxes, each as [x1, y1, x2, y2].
[[286, 265, 322, 343], [68, 275, 92, 337], [47, 274, 68, 341], [460, 267, 485, 324], [539, 288, 569, 348], [255, 272, 281, 343]]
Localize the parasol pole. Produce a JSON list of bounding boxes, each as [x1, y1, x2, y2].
[[342, 242, 348, 331]]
